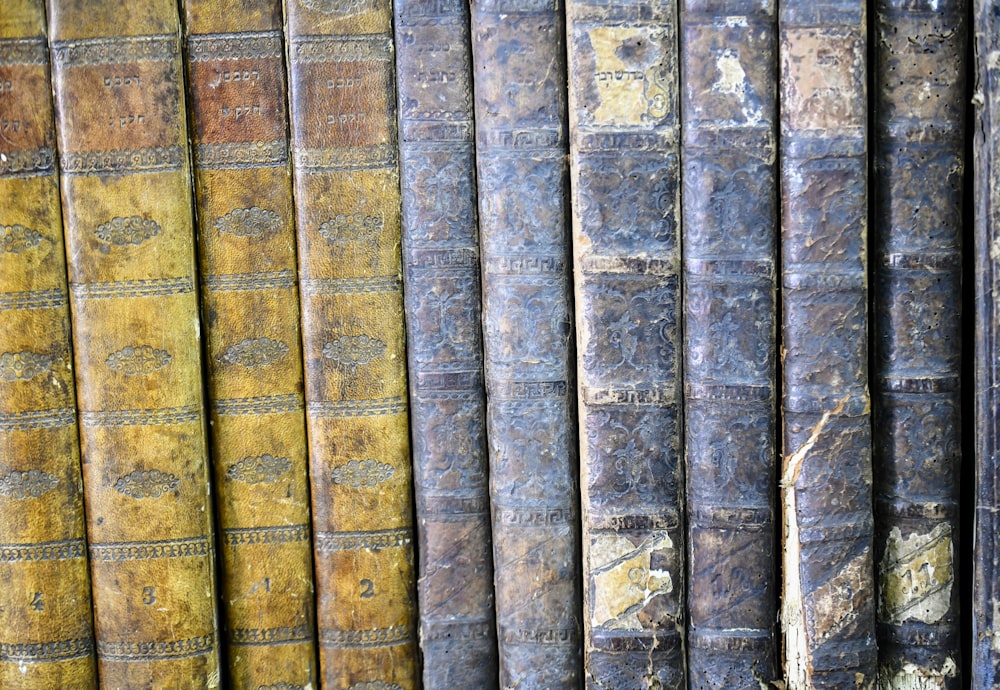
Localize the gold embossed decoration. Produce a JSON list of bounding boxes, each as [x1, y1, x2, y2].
[[330, 459, 395, 488], [0, 351, 54, 381], [94, 215, 162, 246], [0, 224, 44, 253], [226, 454, 293, 484], [214, 206, 281, 238], [105, 344, 172, 375], [322, 335, 386, 370], [113, 469, 180, 498], [0, 469, 60, 499], [317, 214, 383, 245], [217, 337, 289, 367]]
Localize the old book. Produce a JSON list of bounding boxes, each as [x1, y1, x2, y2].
[[871, 0, 966, 687], [681, 1, 779, 687], [47, 0, 221, 686], [470, 0, 582, 685], [284, 1, 418, 687], [778, 1, 876, 687], [0, 1, 97, 686], [566, 1, 683, 687], [974, 0, 1000, 684], [181, 1, 318, 687], [394, 0, 498, 686]]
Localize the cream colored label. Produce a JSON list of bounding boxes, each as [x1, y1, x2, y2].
[[584, 26, 671, 127], [878, 523, 953, 625], [590, 532, 673, 630], [876, 658, 958, 690]]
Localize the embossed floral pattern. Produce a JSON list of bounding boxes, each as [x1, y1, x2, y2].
[[300, 0, 374, 15], [318, 213, 383, 244], [226, 454, 292, 484], [0, 469, 59, 499], [94, 215, 161, 246], [1, 224, 43, 253], [217, 337, 289, 367], [105, 345, 172, 375], [0, 351, 54, 381], [322, 335, 386, 370], [114, 469, 179, 498], [331, 459, 395, 488], [214, 206, 280, 238]]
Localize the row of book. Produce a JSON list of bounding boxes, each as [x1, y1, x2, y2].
[[0, 0, 994, 688]]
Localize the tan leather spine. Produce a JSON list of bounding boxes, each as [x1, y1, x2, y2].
[[285, 1, 418, 688], [181, 2, 318, 687], [46, 1, 221, 686], [0, 2, 97, 687]]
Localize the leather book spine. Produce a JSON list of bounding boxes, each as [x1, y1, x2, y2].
[[285, 1, 418, 687], [394, 0, 498, 686], [0, 2, 97, 687], [566, 1, 683, 687], [778, 1, 876, 687], [973, 0, 1000, 684], [47, 1, 221, 686], [872, 0, 966, 687], [181, 1, 318, 687], [680, 1, 778, 687], [470, 0, 582, 685]]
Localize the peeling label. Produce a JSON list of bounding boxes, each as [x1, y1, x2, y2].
[[590, 532, 673, 631], [878, 523, 953, 625]]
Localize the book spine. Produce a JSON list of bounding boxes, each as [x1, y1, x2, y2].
[[181, 1, 318, 687], [778, 2, 876, 688], [46, 1, 221, 686], [565, 1, 683, 688], [284, 2, 418, 687], [680, 1, 778, 687], [973, 0, 1000, 684], [0, 2, 97, 686], [470, 0, 582, 685], [393, 0, 499, 686], [872, 0, 966, 687]]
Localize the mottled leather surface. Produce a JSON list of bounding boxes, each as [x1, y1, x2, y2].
[[394, 0, 498, 686], [181, 1, 317, 688], [872, 1, 965, 687], [47, 1, 221, 686], [566, 1, 683, 688], [285, 1, 418, 688], [973, 0, 1000, 685], [0, 2, 96, 687], [681, 2, 778, 688], [470, 0, 582, 686], [778, 2, 876, 688]]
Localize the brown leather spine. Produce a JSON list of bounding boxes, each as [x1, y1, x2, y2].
[[181, 2, 318, 687], [566, 0, 684, 687], [47, 1, 221, 686], [285, 1, 418, 688], [0, 2, 97, 687]]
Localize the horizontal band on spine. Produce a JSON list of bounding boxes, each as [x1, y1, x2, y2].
[[314, 527, 412, 552], [418, 495, 489, 518], [589, 629, 679, 652], [222, 524, 310, 546], [300, 276, 401, 295], [494, 507, 577, 527], [71, 277, 193, 300], [60, 146, 185, 175], [308, 397, 406, 418], [686, 505, 772, 529], [421, 619, 494, 642], [213, 394, 303, 416], [0, 636, 93, 663], [318, 624, 413, 649], [0, 408, 75, 431], [0, 38, 47, 66], [52, 34, 177, 66], [204, 270, 295, 292], [89, 536, 211, 562], [195, 140, 288, 169], [0, 538, 86, 563], [229, 624, 312, 647], [685, 382, 772, 403], [683, 258, 774, 280], [498, 625, 579, 646], [587, 512, 678, 532], [782, 269, 865, 291], [293, 144, 398, 172], [880, 252, 962, 271], [0, 147, 55, 178], [97, 634, 214, 662], [877, 375, 961, 394], [0, 289, 67, 311], [686, 627, 775, 651], [290, 34, 393, 63], [187, 31, 283, 61], [582, 385, 677, 406], [490, 380, 568, 400], [80, 405, 199, 427]]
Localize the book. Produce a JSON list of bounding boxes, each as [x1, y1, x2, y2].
[[393, 0, 499, 685], [470, 0, 583, 685], [871, 0, 966, 686], [565, 0, 684, 687], [778, 1, 876, 687], [284, 1, 419, 687], [0, 1, 97, 686], [681, 1, 779, 687], [181, 0, 318, 687], [47, 0, 221, 685]]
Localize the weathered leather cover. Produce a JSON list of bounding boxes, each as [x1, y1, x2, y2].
[[181, 1, 318, 687], [470, 0, 582, 685], [394, 0, 498, 686], [47, 1, 221, 686], [566, 1, 683, 687], [0, 2, 97, 687], [778, 2, 876, 688], [285, 1, 418, 687], [974, 0, 1000, 684], [681, 1, 778, 687], [872, 1, 965, 687]]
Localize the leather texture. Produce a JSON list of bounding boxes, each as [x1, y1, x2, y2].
[[470, 0, 582, 685], [47, 1, 221, 686], [394, 0, 499, 686], [0, 2, 97, 687], [871, 1, 965, 687], [285, 1, 418, 687], [181, 1, 318, 688], [681, 2, 779, 687], [566, 1, 684, 687], [778, 2, 876, 687]]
